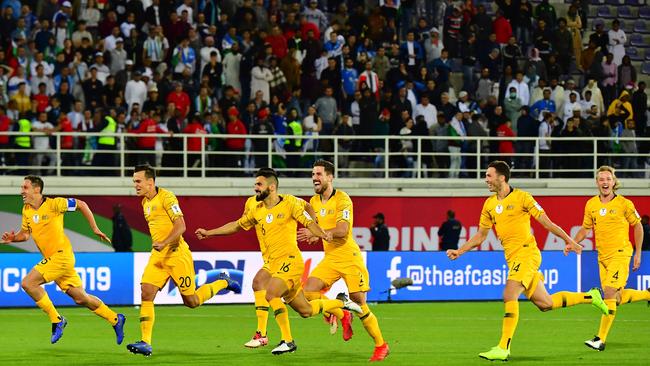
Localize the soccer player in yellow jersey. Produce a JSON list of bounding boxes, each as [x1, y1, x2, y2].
[[296, 160, 389, 362], [446, 161, 609, 361], [195, 168, 363, 355], [573, 166, 647, 351], [126, 165, 241, 357], [0, 176, 126, 345]]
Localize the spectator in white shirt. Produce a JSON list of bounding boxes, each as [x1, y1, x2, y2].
[[413, 95, 438, 129], [110, 38, 128, 74], [120, 12, 137, 38], [506, 71, 530, 106], [125, 71, 148, 115]]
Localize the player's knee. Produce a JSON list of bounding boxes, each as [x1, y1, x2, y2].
[[536, 299, 553, 312], [21, 279, 32, 292], [73, 295, 89, 306], [298, 310, 312, 318], [183, 298, 200, 309]]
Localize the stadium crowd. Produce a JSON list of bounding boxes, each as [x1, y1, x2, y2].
[[0, 0, 647, 177]]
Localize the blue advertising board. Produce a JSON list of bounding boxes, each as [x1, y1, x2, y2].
[[366, 251, 579, 302], [580, 251, 650, 291], [0, 253, 133, 307]]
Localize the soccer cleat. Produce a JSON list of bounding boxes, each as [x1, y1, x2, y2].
[[271, 340, 297, 355], [370, 343, 390, 361], [325, 314, 338, 335], [244, 331, 269, 348], [50, 317, 67, 344], [218, 272, 242, 293], [585, 336, 606, 351], [341, 310, 353, 341], [336, 292, 363, 314], [588, 288, 609, 315], [127, 340, 153, 356], [113, 314, 126, 345], [478, 346, 510, 361]]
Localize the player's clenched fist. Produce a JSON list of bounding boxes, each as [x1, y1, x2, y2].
[[446, 249, 460, 260], [195, 228, 209, 240]]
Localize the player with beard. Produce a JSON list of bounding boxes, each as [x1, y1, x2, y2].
[[573, 166, 647, 351], [195, 168, 363, 355], [297, 160, 389, 362], [447, 161, 609, 361]]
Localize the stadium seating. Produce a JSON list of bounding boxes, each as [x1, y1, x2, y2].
[[642, 62, 650, 74], [617, 6, 634, 17], [605, 0, 622, 4], [634, 20, 650, 33], [640, 6, 650, 18], [625, 0, 643, 5], [626, 47, 643, 61], [597, 5, 614, 17], [629, 34, 647, 47]]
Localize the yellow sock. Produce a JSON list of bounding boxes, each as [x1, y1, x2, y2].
[[140, 301, 155, 344], [35, 293, 61, 323], [359, 304, 385, 346], [305, 291, 344, 319], [254, 290, 269, 336], [551, 291, 592, 309], [196, 279, 228, 305], [269, 298, 292, 342], [93, 301, 118, 326], [498, 301, 519, 350], [597, 299, 617, 342], [620, 289, 650, 304], [309, 299, 346, 316]]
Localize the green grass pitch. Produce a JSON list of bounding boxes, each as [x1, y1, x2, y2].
[[1, 302, 648, 365]]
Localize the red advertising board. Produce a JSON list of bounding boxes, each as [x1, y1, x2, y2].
[[81, 195, 650, 252]]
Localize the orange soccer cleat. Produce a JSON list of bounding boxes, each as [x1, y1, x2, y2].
[[370, 343, 390, 362], [341, 310, 353, 341]]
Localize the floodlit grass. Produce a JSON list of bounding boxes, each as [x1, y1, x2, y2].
[[1, 302, 648, 365]]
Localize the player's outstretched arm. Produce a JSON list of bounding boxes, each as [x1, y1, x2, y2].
[[447, 226, 489, 260], [153, 216, 186, 251], [195, 220, 241, 240], [1, 229, 30, 244], [536, 213, 582, 255], [633, 222, 643, 271], [76, 199, 111, 243]]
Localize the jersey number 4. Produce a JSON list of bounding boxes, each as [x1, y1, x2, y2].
[[612, 271, 619, 280], [511, 263, 521, 273]]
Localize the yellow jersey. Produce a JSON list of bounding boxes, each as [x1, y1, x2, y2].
[[243, 195, 269, 260], [21, 197, 77, 258], [479, 188, 545, 261], [309, 189, 362, 262], [582, 194, 640, 260], [237, 194, 313, 261], [142, 187, 189, 257]]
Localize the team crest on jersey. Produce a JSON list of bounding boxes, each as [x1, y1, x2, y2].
[[609, 209, 616, 215], [320, 208, 327, 217], [495, 204, 504, 214], [266, 213, 274, 223], [32, 214, 39, 223], [599, 208, 607, 216], [277, 213, 285, 219], [506, 205, 514, 211]]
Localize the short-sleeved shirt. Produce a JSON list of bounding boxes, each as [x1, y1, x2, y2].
[[142, 187, 189, 257], [237, 194, 313, 261], [22, 197, 77, 258], [582, 194, 641, 260], [479, 188, 545, 261], [309, 189, 362, 262]]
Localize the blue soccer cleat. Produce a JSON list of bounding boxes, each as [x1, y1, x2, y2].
[[218, 272, 242, 293], [51, 316, 67, 344], [127, 341, 153, 356], [113, 314, 126, 345]]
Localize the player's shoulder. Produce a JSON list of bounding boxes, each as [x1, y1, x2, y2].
[[483, 194, 497, 207], [512, 188, 534, 200], [585, 195, 600, 206], [334, 188, 351, 201]]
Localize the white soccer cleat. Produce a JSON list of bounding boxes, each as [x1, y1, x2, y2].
[[585, 336, 606, 351], [336, 292, 363, 314], [326, 314, 338, 335], [244, 331, 268, 348], [271, 340, 297, 355]]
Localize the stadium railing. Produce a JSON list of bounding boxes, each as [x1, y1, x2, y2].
[[0, 132, 648, 178]]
